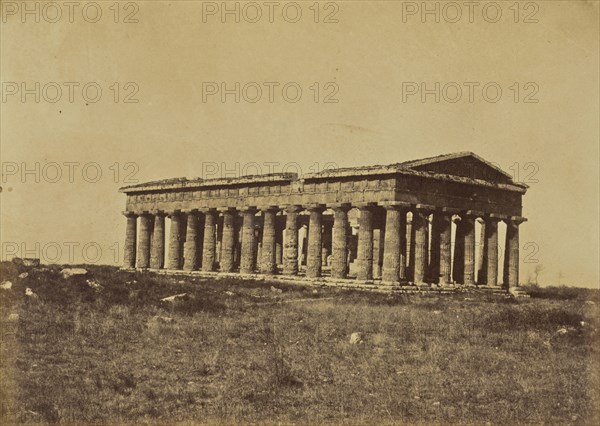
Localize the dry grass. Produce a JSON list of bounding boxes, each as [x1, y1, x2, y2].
[[1, 261, 599, 425]]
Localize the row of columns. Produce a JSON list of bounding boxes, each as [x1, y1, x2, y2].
[[123, 203, 524, 288]]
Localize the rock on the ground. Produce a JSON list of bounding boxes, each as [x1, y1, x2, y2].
[[1, 280, 13, 290], [25, 288, 38, 299], [270, 286, 283, 294], [149, 315, 175, 324], [18, 272, 29, 279], [160, 293, 188, 303], [349, 332, 363, 344], [61, 268, 88, 279], [85, 279, 103, 291], [12, 257, 41, 267]]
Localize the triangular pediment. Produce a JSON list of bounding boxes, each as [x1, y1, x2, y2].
[[400, 152, 514, 184]]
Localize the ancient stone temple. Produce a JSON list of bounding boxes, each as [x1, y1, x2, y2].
[[119, 152, 527, 290]]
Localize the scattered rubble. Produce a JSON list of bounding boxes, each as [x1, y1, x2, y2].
[[160, 293, 189, 304], [12, 257, 40, 267], [270, 286, 283, 294], [61, 268, 88, 279], [25, 288, 38, 299], [85, 279, 103, 291], [349, 332, 363, 345], [18, 272, 29, 279], [1, 280, 13, 290]]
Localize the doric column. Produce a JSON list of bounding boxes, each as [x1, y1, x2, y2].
[[381, 203, 409, 283], [136, 213, 153, 269], [407, 216, 415, 282], [356, 204, 375, 281], [150, 211, 166, 269], [413, 205, 432, 284], [167, 211, 185, 269], [484, 216, 501, 286], [331, 204, 350, 279], [283, 205, 301, 275], [275, 219, 284, 266], [202, 209, 218, 272], [438, 209, 454, 285], [463, 211, 478, 286], [477, 218, 486, 284], [322, 218, 333, 267], [183, 210, 202, 271], [306, 205, 325, 278], [429, 212, 442, 283], [123, 212, 137, 269], [504, 217, 526, 289], [240, 208, 257, 274], [260, 206, 278, 274], [452, 216, 465, 284], [373, 226, 385, 279], [220, 208, 237, 272]]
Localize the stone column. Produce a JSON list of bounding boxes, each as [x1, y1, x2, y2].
[[306, 205, 325, 278], [477, 218, 486, 284], [373, 225, 385, 279], [504, 217, 525, 289], [220, 208, 237, 272], [407, 216, 415, 282], [424, 216, 430, 281], [438, 211, 453, 285], [412, 207, 430, 284], [283, 206, 301, 275], [485, 216, 501, 286], [202, 209, 218, 272], [452, 217, 464, 284], [136, 213, 153, 269], [381, 204, 408, 284], [150, 212, 166, 269], [123, 212, 137, 269], [322, 218, 333, 267], [233, 216, 242, 268], [463, 212, 477, 286], [429, 213, 441, 283], [240, 208, 257, 274], [183, 211, 202, 271], [356, 205, 374, 281], [331, 205, 350, 279], [275, 219, 284, 266], [167, 211, 185, 269], [260, 207, 278, 274]]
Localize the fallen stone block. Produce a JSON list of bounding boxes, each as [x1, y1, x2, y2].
[[0, 280, 13, 290], [25, 288, 39, 299], [160, 293, 188, 303], [18, 272, 29, 279], [61, 268, 88, 279], [12, 257, 41, 267], [349, 332, 363, 345]]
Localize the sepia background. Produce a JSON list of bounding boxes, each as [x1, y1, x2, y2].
[[1, 0, 598, 287]]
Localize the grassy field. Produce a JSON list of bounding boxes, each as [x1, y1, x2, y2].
[[1, 261, 599, 425]]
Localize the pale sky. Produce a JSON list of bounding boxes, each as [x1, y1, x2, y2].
[[1, 0, 598, 287]]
